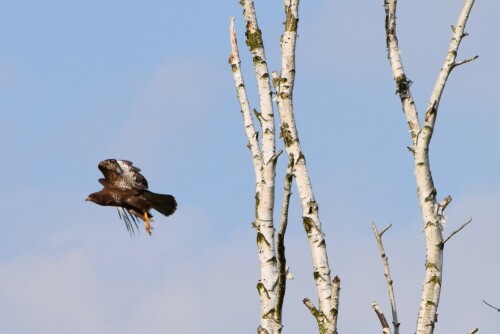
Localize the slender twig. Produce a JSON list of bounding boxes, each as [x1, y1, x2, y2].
[[303, 298, 322, 320], [372, 301, 392, 334], [439, 195, 452, 212], [380, 224, 392, 237], [372, 223, 400, 334], [276, 153, 295, 323], [442, 218, 472, 244], [482, 299, 500, 312], [454, 55, 479, 68]]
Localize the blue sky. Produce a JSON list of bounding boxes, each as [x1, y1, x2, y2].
[[1, 0, 499, 333]]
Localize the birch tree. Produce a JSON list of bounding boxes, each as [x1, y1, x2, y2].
[[382, 0, 477, 333], [229, 0, 477, 332], [229, 0, 337, 333]]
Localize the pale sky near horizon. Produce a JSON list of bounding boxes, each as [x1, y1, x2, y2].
[[1, 0, 499, 333]]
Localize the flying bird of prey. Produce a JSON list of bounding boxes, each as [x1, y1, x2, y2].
[[86, 159, 177, 235]]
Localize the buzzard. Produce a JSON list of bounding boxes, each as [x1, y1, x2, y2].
[[86, 159, 177, 235]]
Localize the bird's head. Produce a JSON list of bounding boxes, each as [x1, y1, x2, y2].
[[86, 193, 97, 203], [86, 191, 107, 206]]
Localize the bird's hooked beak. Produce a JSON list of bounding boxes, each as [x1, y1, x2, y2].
[[85, 196, 91, 202]]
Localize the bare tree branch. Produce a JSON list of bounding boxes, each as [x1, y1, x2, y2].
[[421, 0, 477, 148], [380, 224, 392, 237], [384, 0, 421, 141], [303, 277, 341, 334], [453, 55, 479, 68], [442, 218, 472, 245], [384, 1, 476, 333], [239, 0, 276, 165], [229, 17, 263, 177], [372, 301, 392, 334], [275, 153, 295, 323], [439, 195, 452, 213], [303, 298, 321, 317], [482, 299, 500, 312], [273, 0, 335, 331], [372, 223, 400, 334], [331, 276, 341, 333]]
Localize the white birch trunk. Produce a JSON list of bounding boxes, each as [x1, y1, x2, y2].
[[273, 0, 335, 332], [239, 2, 279, 329], [230, 5, 281, 331], [384, 1, 476, 333], [232, 0, 337, 331]]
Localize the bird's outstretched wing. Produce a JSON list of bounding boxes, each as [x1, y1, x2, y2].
[[98, 159, 149, 190]]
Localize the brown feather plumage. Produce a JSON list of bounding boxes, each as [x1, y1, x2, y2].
[[86, 159, 177, 235]]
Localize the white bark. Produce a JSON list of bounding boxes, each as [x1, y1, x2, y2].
[[232, 0, 336, 332], [384, 1, 477, 333], [273, 0, 335, 332], [229, 15, 281, 333], [229, 17, 263, 180], [330, 276, 340, 332], [372, 224, 399, 334]]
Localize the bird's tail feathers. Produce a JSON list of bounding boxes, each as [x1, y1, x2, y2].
[[144, 191, 177, 217]]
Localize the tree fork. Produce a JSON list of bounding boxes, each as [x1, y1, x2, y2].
[[384, 0, 477, 333]]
